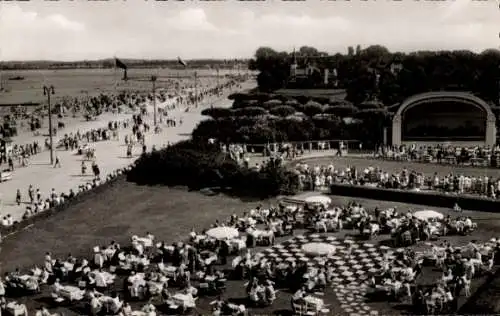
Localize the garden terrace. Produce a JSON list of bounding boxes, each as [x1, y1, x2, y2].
[[3, 180, 500, 315]]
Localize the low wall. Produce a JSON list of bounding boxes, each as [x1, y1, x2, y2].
[[330, 183, 500, 212], [0, 174, 127, 238]]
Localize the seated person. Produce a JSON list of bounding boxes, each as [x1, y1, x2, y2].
[[316, 269, 327, 289], [94, 269, 109, 291], [248, 283, 260, 304], [141, 301, 156, 316], [7, 302, 28, 316], [0, 278, 4, 296], [89, 292, 102, 316], [51, 279, 63, 297], [35, 307, 56, 316], [292, 286, 306, 305], [126, 271, 142, 299], [109, 291, 123, 314], [119, 302, 132, 316], [264, 280, 276, 305]]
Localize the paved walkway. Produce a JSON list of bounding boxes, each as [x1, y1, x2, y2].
[[245, 150, 368, 166], [0, 80, 256, 222]]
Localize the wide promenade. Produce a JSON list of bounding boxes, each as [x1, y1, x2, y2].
[[0, 80, 256, 223]]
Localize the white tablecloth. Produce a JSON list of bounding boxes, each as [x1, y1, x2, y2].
[[59, 285, 84, 300], [172, 293, 196, 308]]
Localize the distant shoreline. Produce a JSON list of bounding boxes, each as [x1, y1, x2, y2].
[[0, 59, 250, 71]]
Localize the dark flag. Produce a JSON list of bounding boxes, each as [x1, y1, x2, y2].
[[115, 57, 128, 80], [178, 57, 187, 67]]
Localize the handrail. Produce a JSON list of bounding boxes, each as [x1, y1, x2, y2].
[[229, 139, 360, 147]]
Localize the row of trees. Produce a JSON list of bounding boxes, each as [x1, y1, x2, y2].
[[249, 46, 500, 106], [127, 140, 300, 198]]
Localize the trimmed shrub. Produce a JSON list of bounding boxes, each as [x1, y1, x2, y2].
[[298, 103, 324, 117], [269, 105, 297, 117], [233, 106, 268, 117], [262, 99, 283, 109], [232, 99, 259, 109], [201, 107, 233, 119]]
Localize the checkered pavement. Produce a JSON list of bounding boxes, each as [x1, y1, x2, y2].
[[256, 234, 399, 284], [256, 234, 398, 316]]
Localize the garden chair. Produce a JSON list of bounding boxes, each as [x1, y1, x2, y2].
[[292, 301, 315, 316]]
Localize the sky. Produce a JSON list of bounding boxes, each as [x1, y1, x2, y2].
[[0, 0, 499, 61]]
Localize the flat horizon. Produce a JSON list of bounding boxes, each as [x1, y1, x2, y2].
[[2, 46, 499, 64], [1, 0, 498, 61]]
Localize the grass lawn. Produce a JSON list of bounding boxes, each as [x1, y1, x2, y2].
[[0, 68, 230, 105], [460, 266, 500, 314], [2, 178, 500, 315], [296, 156, 500, 179]]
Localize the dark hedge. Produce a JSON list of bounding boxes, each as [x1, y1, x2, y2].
[[329, 183, 500, 212], [127, 140, 300, 198]]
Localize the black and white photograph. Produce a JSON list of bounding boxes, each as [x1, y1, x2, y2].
[[0, 0, 500, 315]]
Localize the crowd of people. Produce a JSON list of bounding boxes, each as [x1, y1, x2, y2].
[[0, 74, 248, 226], [294, 162, 500, 199], [0, 180, 496, 316], [375, 144, 500, 168], [0, 109, 192, 232], [0, 166, 130, 235]]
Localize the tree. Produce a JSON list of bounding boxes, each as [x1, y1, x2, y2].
[[299, 46, 320, 56], [251, 46, 500, 105]]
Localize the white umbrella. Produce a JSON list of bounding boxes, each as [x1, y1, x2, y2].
[[206, 227, 239, 240], [413, 210, 444, 221], [304, 195, 332, 206], [301, 242, 336, 256]]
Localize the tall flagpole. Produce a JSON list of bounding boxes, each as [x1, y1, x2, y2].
[[194, 71, 198, 108], [0, 48, 3, 92]]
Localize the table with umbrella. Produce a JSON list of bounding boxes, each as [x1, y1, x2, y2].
[[304, 195, 332, 207], [206, 227, 239, 240], [413, 210, 444, 221]]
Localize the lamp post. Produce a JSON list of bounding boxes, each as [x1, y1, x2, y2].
[[43, 85, 55, 165], [216, 67, 220, 96], [151, 75, 157, 126]]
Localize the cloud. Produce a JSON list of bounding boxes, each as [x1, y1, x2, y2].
[[164, 8, 217, 32], [48, 14, 85, 32], [0, 4, 85, 33], [0, 2, 498, 60], [0, 4, 86, 60]]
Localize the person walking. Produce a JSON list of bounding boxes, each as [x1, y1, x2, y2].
[[92, 162, 100, 179], [54, 156, 61, 168], [28, 184, 34, 204], [16, 189, 21, 206], [81, 161, 87, 176], [8, 157, 14, 171]]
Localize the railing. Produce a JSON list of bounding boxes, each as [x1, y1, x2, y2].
[[374, 151, 500, 169], [229, 139, 362, 154]]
